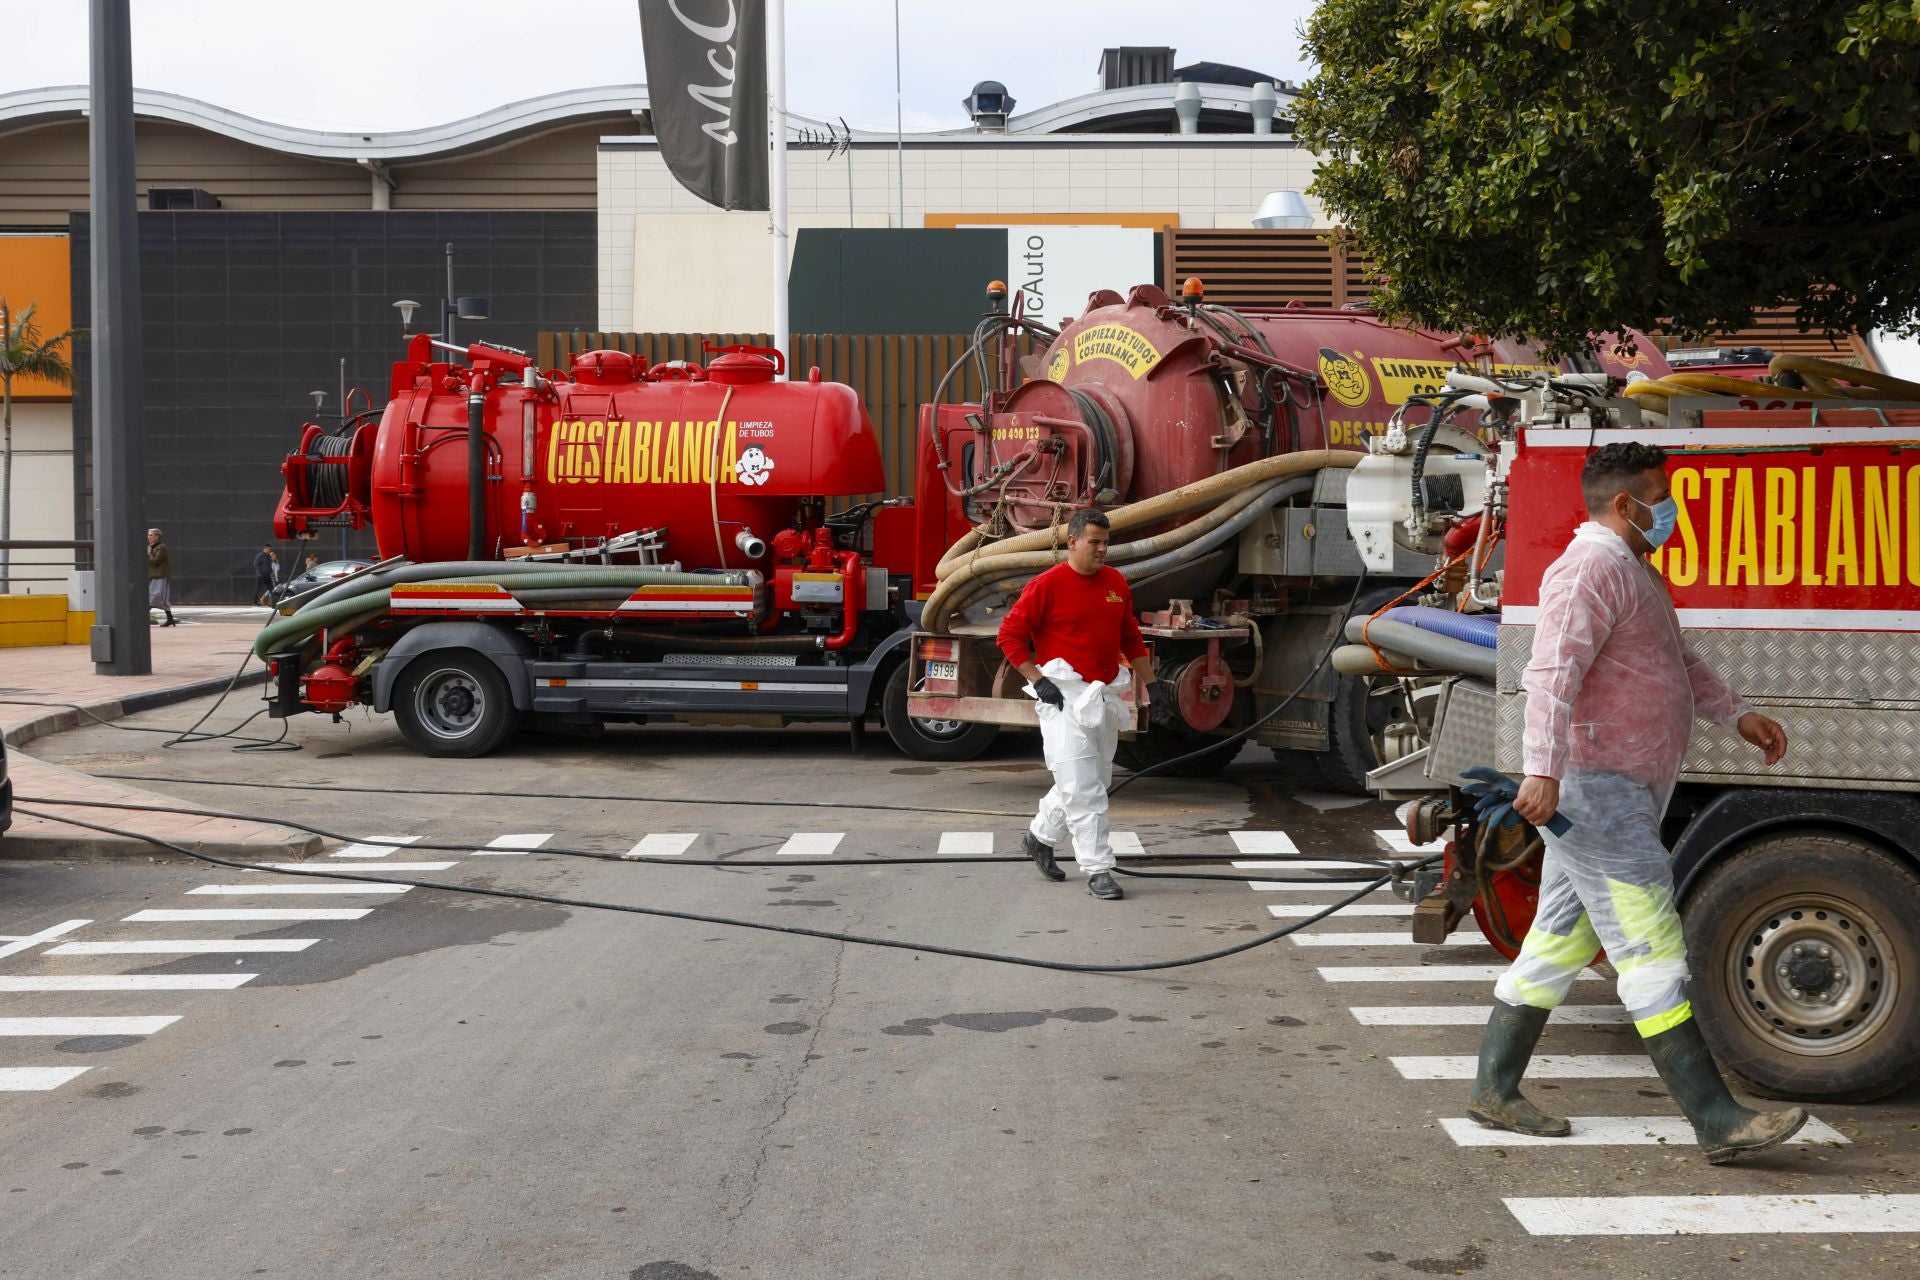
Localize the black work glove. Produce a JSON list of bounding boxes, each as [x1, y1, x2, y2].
[[1032, 675, 1065, 708]]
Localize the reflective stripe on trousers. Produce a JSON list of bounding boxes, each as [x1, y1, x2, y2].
[[1493, 768, 1692, 1035]]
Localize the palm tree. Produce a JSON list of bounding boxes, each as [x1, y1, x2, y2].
[[0, 301, 79, 593]]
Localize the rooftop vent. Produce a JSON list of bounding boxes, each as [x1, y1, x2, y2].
[[147, 187, 220, 210], [963, 80, 1016, 131], [1100, 47, 1175, 90]]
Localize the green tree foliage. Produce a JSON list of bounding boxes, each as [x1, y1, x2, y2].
[[1295, 1, 1920, 354]]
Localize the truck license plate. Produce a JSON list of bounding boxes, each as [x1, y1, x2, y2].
[[925, 660, 958, 681]]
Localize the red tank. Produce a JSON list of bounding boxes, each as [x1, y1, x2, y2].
[[955, 283, 1667, 532], [276, 337, 885, 571]]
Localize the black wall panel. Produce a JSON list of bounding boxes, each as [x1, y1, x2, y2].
[[788, 228, 1005, 335], [70, 210, 596, 602]]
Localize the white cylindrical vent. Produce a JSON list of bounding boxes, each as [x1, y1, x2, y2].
[[1249, 81, 1277, 135], [1173, 82, 1202, 134], [1253, 190, 1314, 229]]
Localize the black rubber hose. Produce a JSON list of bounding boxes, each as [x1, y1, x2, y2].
[[14, 804, 1426, 974], [467, 390, 487, 560]]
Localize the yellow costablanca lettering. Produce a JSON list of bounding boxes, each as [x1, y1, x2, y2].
[[1864, 466, 1901, 586], [1071, 324, 1164, 379], [1909, 466, 1920, 587], [583, 421, 604, 483], [1827, 466, 1858, 586], [1763, 468, 1795, 586], [1655, 461, 1915, 593], [1665, 467, 1700, 587], [1703, 467, 1729, 586], [660, 421, 682, 484], [607, 420, 633, 485], [1726, 469, 1759, 586]]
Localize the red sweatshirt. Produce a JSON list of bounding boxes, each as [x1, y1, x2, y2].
[[996, 562, 1148, 684]]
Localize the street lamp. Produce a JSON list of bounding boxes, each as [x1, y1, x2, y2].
[[391, 244, 490, 345]]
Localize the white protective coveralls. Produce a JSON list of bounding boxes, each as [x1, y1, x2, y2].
[[1026, 657, 1134, 876], [1493, 522, 1750, 1036]]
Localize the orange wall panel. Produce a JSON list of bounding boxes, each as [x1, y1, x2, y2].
[[0, 234, 75, 401]]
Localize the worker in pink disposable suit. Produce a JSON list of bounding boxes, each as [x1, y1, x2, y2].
[[1467, 441, 1808, 1164]]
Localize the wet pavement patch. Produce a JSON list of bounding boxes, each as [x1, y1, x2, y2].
[[54, 1036, 143, 1053], [880, 1007, 1119, 1036], [763, 1022, 810, 1035]]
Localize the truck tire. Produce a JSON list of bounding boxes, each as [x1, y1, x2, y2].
[[882, 661, 997, 762], [392, 651, 523, 758], [1115, 729, 1244, 777], [1315, 586, 1421, 794], [1683, 832, 1920, 1103]]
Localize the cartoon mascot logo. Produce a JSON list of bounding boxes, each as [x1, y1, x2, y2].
[[1317, 347, 1372, 408], [734, 446, 776, 486]]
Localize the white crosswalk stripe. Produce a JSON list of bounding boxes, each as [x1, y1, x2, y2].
[[0, 1067, 91, 1091], [1108, 831, 1146, 858], [128, 908, 372, 922], [329, 837, 420, 858], [48, 939, 318, 955], [1292, 931, 1488, 948], [625, 834, 697, 858], [1319, 966, 1602, 983], [1504, 1195, 1920, 1236], [1350, 1005, 1630, 1026], [0, 975, 256, 992], [1247, 880, 1389, 892], [1440, 1115, 1849, 1148], [777, 832, 845, 857], [187, 884, 409, 896], [1268, 902, 1411, 918], [1375, 828, 1447, 855], [471, 833, 552, 856], [0, 1017, 181, 1036], [938, 831, 994, 856], [1229, 830, 1299, 856], [1393, 1054, 1657, 1080], [0, 920, 91, 962]]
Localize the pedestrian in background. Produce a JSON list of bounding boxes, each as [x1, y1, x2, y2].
[[996, 508, 1154, 901], [253, 544, 279, 606], [146, 527, 176, 626]]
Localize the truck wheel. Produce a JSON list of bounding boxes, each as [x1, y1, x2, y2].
[[1683, 833, 1920, 1103], [393, 652, 522, 758], [1115, 729, 1244, 777], [1314, 587, 1425, 795], [882, 661, 997, 762]]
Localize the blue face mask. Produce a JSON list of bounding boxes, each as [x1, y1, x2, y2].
[[1631, 494, 1678, 549]]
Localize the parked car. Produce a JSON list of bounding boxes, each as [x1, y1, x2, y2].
[[1, 734, 13, 838], [274, 558, 376, 603]]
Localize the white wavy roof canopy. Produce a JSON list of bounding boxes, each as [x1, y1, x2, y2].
[[0, 84, 652, 161]]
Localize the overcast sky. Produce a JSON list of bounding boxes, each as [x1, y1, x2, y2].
[[0, 1, 1314, 133]]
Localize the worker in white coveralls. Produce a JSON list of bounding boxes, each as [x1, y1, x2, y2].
[[997, 508, 1155, 900], [1468, 441, 1808, 1163]]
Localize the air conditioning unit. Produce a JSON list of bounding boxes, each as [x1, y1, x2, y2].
[[147, 187, 221, 210]]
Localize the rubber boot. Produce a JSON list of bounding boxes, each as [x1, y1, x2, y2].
[[1466, 1000, 1571, 1137], [1641, 1014, 1808, 1165]]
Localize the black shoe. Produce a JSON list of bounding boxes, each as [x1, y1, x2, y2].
[[1087, 872, 1123, 900], [162, 618, 177, 627], [1022, 832, 1065, 882]]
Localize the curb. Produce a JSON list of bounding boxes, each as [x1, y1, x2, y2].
[[2, 666, 317, 863]]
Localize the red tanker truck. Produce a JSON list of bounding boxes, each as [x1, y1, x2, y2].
[[1339, 360, 1920, 1101], [904, 281, 1662, 786], [267, 334, 964, 757]]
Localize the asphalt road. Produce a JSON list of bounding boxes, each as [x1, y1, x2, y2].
[[3, 697, 1916, 1279]]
